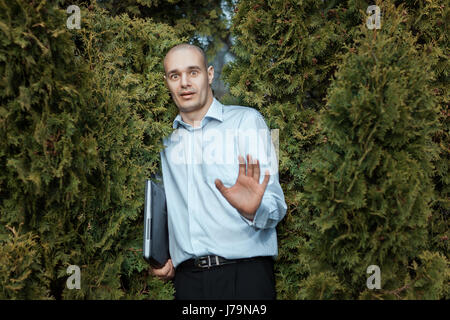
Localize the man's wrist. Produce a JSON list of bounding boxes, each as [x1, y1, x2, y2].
[[239, 210, 255, 221], [241, 198, 271, 229]]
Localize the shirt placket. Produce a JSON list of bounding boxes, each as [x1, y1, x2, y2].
[[187, 125, 204, 256]]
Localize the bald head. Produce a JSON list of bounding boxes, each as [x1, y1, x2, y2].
[[162, 43, 215, 128], [163, 44, 208, 74]]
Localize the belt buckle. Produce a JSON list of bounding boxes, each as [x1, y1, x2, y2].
[[195, 256, 220, 269], [194, 256, 209, 269]]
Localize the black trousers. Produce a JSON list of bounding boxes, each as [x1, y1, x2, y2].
[[173, 257, 276, 300]]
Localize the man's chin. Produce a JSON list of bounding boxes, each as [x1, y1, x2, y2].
[[177, 99, 201, 111]]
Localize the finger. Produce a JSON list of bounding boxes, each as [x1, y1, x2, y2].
[[163, 259, 173, 275], [167, 266, 175, 279], [254, 159, 261, 182], [152, 267, 165, 277], [262, 169, 270, 189], [215, 179, 228, 193], [163, 263, 174, 281], [247, 154, 254, 177], [152, 259, 171, 277], [161, 261, 171, 274], [238, 155, 246, 176], [152, 269, 164, 277]]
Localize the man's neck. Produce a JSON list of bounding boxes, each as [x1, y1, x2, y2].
[[180, 94, 214, 128]]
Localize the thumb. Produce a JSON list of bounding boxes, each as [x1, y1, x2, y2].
[[261, 170, 270, 189], [215, 179, 227, 194]]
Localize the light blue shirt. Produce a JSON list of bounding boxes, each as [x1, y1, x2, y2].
[[160, 97, 287, 268]]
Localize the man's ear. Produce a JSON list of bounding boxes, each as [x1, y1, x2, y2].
[[207, 65, 214, 85]]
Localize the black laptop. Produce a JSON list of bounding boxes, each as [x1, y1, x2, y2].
[[143, 177, 169, 268]]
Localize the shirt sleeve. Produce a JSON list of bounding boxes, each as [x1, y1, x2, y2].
[[237, 110, 287, 230]]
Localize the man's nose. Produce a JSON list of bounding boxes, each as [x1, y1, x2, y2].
[[180, 72, 191, 87]]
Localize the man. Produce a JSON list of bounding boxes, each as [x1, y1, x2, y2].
[[150, 43, 287, 300]]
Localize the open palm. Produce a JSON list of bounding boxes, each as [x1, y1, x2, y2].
[[215, 154, 270, 221]]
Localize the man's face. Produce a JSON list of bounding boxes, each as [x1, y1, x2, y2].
[[164, 48, 214, 114]]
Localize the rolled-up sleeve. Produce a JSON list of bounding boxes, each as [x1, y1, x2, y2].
[[237, 110, 287, 229]]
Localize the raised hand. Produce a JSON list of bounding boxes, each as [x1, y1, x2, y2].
[[214, 154, 270, 221]]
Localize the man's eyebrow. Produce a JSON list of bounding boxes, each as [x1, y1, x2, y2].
[[167, 66, 202, 75]]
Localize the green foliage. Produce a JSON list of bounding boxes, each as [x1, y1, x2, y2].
[[297, 271, 347, 300], [402, 0, 449, 260], [0, 0, 100, 299], [300, 1, 447, 299], [0, 225, 52, 299], [0, 0, 177, 299], [1, 0, 447, 300], [70, 0, 235, 62]]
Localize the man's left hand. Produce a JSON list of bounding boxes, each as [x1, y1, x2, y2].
[[215, 154, 270, 221]]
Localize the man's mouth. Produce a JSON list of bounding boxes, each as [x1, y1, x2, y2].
[[180, 92, 195, 99]]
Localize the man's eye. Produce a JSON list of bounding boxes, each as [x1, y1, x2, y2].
[[191, 71, 198, 76], [170, 74, 178, 80]]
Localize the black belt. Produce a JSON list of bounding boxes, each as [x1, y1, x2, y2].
[[176, 255, 271, 271]]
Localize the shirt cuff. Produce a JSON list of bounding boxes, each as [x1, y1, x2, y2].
[[240, 195, 277, 229]]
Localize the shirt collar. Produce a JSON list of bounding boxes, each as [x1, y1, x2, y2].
[[172, 97, 223, 129]]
